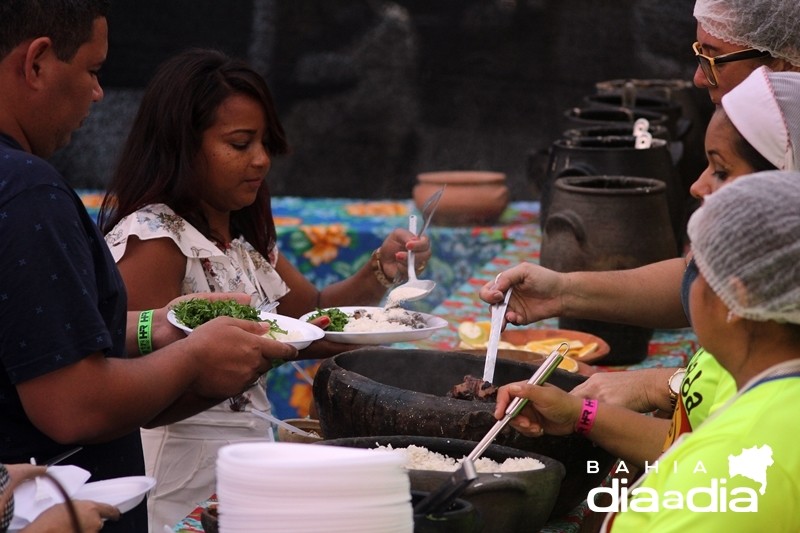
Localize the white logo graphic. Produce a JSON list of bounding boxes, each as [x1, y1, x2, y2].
[[586, 444, 774, 513], [728, 444, 773, 496]]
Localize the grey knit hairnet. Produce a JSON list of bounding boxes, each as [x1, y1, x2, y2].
[[687, 170, 800, 324], [694, 0, 800, 66], [721, 67, 800, 171]]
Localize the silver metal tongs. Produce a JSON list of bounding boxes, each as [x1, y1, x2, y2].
[[412, 457, 477, 516], [467, 343, 569, 462]]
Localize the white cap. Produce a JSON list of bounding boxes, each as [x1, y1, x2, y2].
[[721, 66, 800, 171]]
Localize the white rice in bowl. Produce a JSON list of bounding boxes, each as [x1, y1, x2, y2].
[[375, 444, 545, 473]]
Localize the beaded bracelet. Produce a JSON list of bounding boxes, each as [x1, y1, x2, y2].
[[137, 310, 154, 355], [370, 248, 394, 288], [575, 398, 598, 436]]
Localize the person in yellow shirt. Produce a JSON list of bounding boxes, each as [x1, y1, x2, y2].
[[494, 170, 800, 531]]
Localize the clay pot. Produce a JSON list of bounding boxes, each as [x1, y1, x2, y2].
[[561, 123, 670, 143], [562, 105, 669, 133], [320, 436, 563, 533], [583, 93, 683, 140], [593, 78, 710, 140], [413, 171, 509, 226], [539, 136, 684, 251], [312, 348, 617, 518], [594, 78, 713, 214], [527, 122, 672, 203], [540, 176, 678, 364]]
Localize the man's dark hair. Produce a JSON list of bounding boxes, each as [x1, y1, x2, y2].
[[0, 0, 110, 61]]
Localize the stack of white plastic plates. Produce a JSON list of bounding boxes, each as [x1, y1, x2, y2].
[[216, 442, 413, 533]]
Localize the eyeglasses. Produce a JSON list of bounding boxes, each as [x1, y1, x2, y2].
[[692, 42, 771, 87]]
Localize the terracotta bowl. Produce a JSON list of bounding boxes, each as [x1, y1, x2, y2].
[[319, 436, 564, 533], [413, 171, 509, 226]]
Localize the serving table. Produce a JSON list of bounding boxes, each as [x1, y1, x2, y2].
[[169, 200, 699, 533]]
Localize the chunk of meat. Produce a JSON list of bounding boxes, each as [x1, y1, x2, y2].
[[448, 374, 498, 401]]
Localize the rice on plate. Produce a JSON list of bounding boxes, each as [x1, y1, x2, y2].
[[344, 307, 428, 333]]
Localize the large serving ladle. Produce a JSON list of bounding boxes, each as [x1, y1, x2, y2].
[[386, 215, 436, 304], [385, 186, 444, 306], [385, 214, 436, 306]]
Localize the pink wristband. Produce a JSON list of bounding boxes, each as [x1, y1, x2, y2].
[[575, 398, 598, 436]]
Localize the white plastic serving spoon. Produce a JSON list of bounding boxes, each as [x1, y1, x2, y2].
[[385, 214, 436, 306]]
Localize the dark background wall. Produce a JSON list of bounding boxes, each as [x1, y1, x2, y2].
[[53, 0, 706, 201]]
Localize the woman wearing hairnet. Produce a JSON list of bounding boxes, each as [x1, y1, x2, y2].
[[613, 171, 800, 530], [494, 171, 800, 531], [692, 0, 800, 104], [482, 67, 800, 468]]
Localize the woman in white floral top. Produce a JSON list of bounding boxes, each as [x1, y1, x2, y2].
[[98, 48, 431, 530]]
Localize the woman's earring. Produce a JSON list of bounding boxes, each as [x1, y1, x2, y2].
[[727, 310, 735, 323]]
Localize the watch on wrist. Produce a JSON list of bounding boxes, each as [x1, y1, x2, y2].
[[668, 368, 686, 411]]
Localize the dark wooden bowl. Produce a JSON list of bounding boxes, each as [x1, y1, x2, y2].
[[313, 347, 617, 518], [319, 436, 564, 533]]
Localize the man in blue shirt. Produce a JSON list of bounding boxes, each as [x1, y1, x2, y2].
[[0, 2, 297, 531]]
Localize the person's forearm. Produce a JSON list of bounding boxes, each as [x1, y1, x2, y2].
[[561, 258, 689, 329], [584, 404, 671, 469], [18, 342, 202, 444]]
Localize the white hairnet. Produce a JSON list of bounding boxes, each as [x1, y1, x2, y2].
[[687, 170, 800, 325], [721, 66, 800, 171], [694, 0, 800, 67]]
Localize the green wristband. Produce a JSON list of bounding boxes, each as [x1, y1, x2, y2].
[[137, 310, 154, 355]]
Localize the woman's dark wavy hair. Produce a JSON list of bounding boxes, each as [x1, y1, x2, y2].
[[99, 48, 289, 259], [0, 0, 110, 61]]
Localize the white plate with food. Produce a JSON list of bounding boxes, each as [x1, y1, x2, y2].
[[167, 299, 325, 349], [298, 306, 448, 344], [72, 476, 156, 514]]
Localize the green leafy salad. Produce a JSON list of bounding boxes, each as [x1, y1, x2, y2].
[[172, 298, 288, 338], [306, 307, 350, 332]]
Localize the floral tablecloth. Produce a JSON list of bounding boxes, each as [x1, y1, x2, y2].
[[172, 203, 700, 533]]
